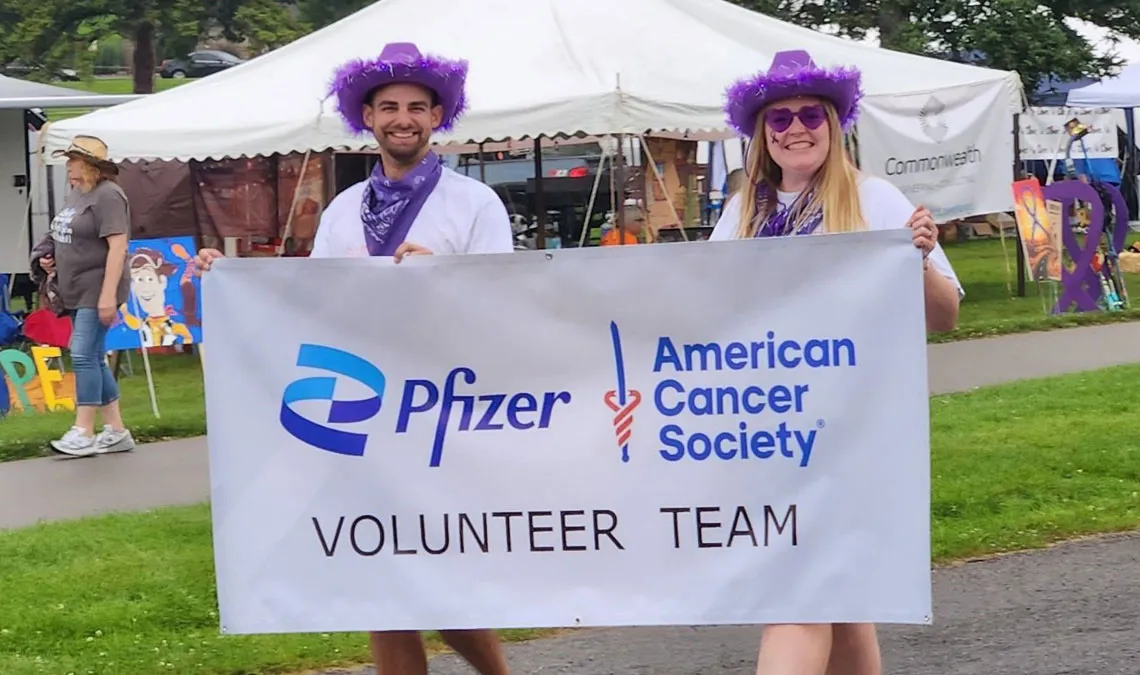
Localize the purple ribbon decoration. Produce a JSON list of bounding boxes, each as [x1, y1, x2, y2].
[[1040, 179, 1128, 314]]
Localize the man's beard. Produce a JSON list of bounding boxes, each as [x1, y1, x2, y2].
[[378, 133, 430, 167]]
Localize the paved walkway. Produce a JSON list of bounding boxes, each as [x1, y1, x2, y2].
[[924, 321, 1140, 393], [0, 435, 207, 529], [414, 532, 1140, 675], [2, 322, 1139, 675]]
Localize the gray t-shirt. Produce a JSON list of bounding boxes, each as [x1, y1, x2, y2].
[[49, 180, 131, 310]]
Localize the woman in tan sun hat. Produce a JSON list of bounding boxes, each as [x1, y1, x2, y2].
[[34, 135, 136, 457]]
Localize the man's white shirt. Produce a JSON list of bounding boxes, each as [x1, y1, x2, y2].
[[310, 166, 515, 258]]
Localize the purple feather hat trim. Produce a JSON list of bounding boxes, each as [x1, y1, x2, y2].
[[723, 55, 864, 138], [328, 45, 469, 135]]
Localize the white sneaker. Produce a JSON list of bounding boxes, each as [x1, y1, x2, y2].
[[50, 426, 98, 456], [94, 425, 136, 454]]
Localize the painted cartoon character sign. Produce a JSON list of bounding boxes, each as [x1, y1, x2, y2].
[[105, 236, 203, 351]]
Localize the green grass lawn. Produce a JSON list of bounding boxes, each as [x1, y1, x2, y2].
[[932, 234, 1140, 342], [0, 352, 205, 462], [74, 76, 190, 95], [0, 363, 1137, 675], [0, 505, 552, 675], [46, 76, 191, 120], [929, 363, 1140, 558]]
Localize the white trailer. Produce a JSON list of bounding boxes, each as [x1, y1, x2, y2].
[[0, 74, 137, 276]]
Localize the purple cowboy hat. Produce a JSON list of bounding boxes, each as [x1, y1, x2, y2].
[[723, 49, 863, 137], [329, 42, 469, 134]]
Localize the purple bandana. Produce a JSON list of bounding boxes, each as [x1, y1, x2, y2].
[[753, 186, 824, 238], [360, 151, 443, 256]]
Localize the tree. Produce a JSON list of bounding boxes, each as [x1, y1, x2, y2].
[[0, 0, 113, 81], [232, 0, 310, 53], [3, 0, 309, 93], [731, 0, 1138, 99], [289, 0, 372, 31]]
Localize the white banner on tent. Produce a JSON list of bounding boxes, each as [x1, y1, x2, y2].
[[1018, 106, 1118, 161], [857, 82, 1014, 222], [202, 233, 933, 634]]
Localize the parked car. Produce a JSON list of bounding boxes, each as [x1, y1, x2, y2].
[[158, 50, 244, 79], [1, 62, 79, 81]]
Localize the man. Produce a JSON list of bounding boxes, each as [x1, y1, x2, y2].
[[599, 203, 645, 246], [194, 42, 513, 675]]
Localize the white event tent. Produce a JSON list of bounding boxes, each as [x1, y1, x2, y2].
[[42, 0, 1023, 163], [1066, 62, 1140, 107]]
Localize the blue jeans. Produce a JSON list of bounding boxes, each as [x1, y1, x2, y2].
[[69, 308, 120, 408]]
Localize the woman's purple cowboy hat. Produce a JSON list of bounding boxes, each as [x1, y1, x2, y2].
[[329, 42, 469, 134], [724, 49, 863, 137]]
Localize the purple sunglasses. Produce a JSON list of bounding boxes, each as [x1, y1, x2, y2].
[[764, 104, 827, 133]]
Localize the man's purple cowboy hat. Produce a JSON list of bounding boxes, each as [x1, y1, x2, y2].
[[724, 49, 863, 137], [329, 42, 469, 134]]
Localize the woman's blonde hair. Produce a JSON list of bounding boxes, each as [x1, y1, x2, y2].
[[735, 99, 865, 239]]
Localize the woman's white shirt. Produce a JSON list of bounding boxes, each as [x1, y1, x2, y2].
[[710, 174, 965, 298]]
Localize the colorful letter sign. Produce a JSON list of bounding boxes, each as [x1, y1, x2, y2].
[[1, 346, 76, 415]]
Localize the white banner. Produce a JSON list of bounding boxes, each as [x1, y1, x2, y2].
[[202, 232, 932, 634], [1018, 106, 1118, 161], [857, 82, 1014, 222]]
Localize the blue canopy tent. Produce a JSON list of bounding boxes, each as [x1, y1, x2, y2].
[[1034, 74, 1098, 105], [1066, 65, 1140, 217], [1028, 74, 1123, 185]]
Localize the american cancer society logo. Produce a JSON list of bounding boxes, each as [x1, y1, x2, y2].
[[603, 321, 859, 468], [279, 322, 857, 470]]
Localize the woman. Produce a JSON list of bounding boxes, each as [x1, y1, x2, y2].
[[36, 135, 135, 457], [714, 49, 962, 330], [712, 50, 963, 674]]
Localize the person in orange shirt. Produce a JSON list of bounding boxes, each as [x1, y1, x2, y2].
[[600, 204, 645, 246]]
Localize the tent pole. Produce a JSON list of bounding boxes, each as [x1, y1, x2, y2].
[[578, 152, 608, 247], [639, 134, 689, 241], [1125, 107, 1137, 221], [276, 150, 312, 256], [615, 134, 627, 243], [532, 138, 546, 250], [1012, 113, 1025, 297]]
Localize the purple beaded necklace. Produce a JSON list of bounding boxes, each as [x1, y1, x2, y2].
[[753, 184, 824, 238]]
